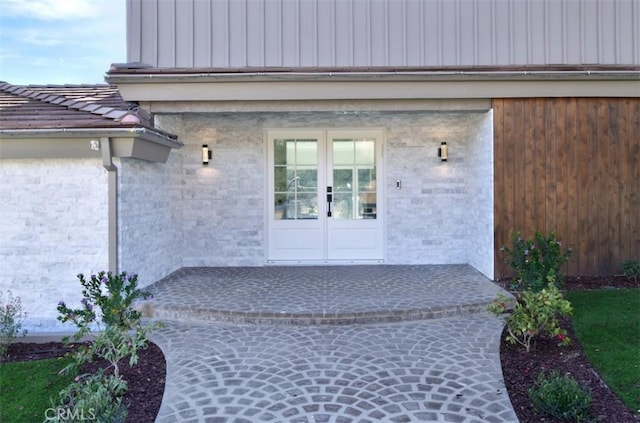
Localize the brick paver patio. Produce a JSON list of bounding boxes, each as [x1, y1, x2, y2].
[[145, 265, 518, 423]]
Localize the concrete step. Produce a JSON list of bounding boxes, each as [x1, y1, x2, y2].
[[144, 300, 496, 325], [142, 265, 510, 325]]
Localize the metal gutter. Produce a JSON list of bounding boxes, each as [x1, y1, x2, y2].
[[100, 137, 118, 274], [0, 127, 182, 148], [106, 69, 640, 84]]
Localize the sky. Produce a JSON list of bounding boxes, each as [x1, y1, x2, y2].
[[0, 0, 126, 85]]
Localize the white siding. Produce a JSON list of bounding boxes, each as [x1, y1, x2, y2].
[[128, 0, 640, 68]]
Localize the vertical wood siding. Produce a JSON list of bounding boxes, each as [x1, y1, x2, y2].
[[493, 98, 640, 277], [127, 0, 640, 68]]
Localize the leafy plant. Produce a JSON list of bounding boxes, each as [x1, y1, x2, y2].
[[48, 370, 128, 423], [620, 259, 640, 283], [528, 370, 592, 421], [488, 281, 572, 353], [58, 271, 151, 331], [52, 271, 159, 422], [0, 290, 27, 358], [501, 230, 573, 292]]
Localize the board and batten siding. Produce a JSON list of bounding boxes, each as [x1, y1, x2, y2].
[[493, 98, 640, 278], [127, 0, 640, 69]]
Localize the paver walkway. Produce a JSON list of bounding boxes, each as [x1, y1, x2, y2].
[[146, 265, 518, 423]]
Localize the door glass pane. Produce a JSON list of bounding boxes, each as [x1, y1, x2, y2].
[[296, 140, 317, 165], [355, 140, 375, 165], [274, 139, 288, 165], [333, 139, 354, 165], [359, 192, 376, 219], [332, 137, 376, 220], [357, 168, 375, 188], [273, 138, 318, 220], [274, 167, 288, 191], [295, 193, 318, 219], [333, 169, 353, 192], [297, 168, 317, 191], [333, 193, 354, 219]]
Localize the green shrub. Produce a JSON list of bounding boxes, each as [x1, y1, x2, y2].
[[52, 271, 159, 422], [487, 281, 572, 353], [48, 370, 127, 423], [501, 230, 573, 291], [529, 370, 592, 421], [620, 260, 640, 283], [0, 290, 27, 358]]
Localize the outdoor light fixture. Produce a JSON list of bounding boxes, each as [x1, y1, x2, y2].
[[438, 142, 448, 162], [202, 144, 212, 165]]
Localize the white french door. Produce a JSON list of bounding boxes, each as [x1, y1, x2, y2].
[[267, 129, 384, 263]]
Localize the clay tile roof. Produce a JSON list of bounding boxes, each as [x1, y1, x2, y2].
[[0, 81, 154, 130]]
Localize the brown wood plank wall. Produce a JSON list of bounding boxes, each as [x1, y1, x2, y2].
[[493, 98, 640, 278]]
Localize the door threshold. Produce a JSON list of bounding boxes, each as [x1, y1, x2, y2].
[[266, 259, 385, 266]]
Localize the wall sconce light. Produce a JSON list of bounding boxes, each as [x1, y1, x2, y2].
[[202, 144, 212, 165], [438, 142, 448, 162]]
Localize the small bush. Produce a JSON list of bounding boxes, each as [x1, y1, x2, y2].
[[620, 260, 640, 283], [487, 281, 572, 353], [52, 271, 159, 422], [529, 370, 592, 421], [501, 230, 573, 292], [0, 290, 27, 358]]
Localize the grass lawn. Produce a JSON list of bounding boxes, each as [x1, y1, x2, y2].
[[566, 288, 640, 412], [0, 356, 74, 423]]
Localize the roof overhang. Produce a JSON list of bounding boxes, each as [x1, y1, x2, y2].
[[106, 68, 640, 103], [0, 127, 182, 162]]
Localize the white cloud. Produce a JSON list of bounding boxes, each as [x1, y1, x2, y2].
[[2, 0, 99, 21], [17, 28, 66, 46], [0, 0, 126, 84]]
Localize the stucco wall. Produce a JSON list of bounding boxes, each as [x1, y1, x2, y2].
[[0, 159, 109, 331], [156, 111, 494, 276], [117, 156, 183, 288]]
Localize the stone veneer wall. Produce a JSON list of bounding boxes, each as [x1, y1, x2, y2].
[[157, 111, 494, 276], [465, 112, 494, 279], [0, 159, 109, 331], [117, 155, 184, 288], [385, 112, 493, 278], [157, 114, 265, 267]]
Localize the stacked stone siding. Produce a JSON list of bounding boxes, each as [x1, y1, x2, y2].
[[385, 112, 493, 278], [117, 156, 183, 288], [0, 159, 109, 331], [157, 110, 494, 276], [157, 114, 266, 267], [467, 112, 495, 279]]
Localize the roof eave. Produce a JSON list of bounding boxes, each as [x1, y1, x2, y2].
[[0, 126, 182, 163], [106, 66, 640, 102]]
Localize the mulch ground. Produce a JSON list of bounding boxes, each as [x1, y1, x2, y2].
[[497, 275, 640, 423], [3, 274, 638, 422], [3, 341, 165, 423]]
